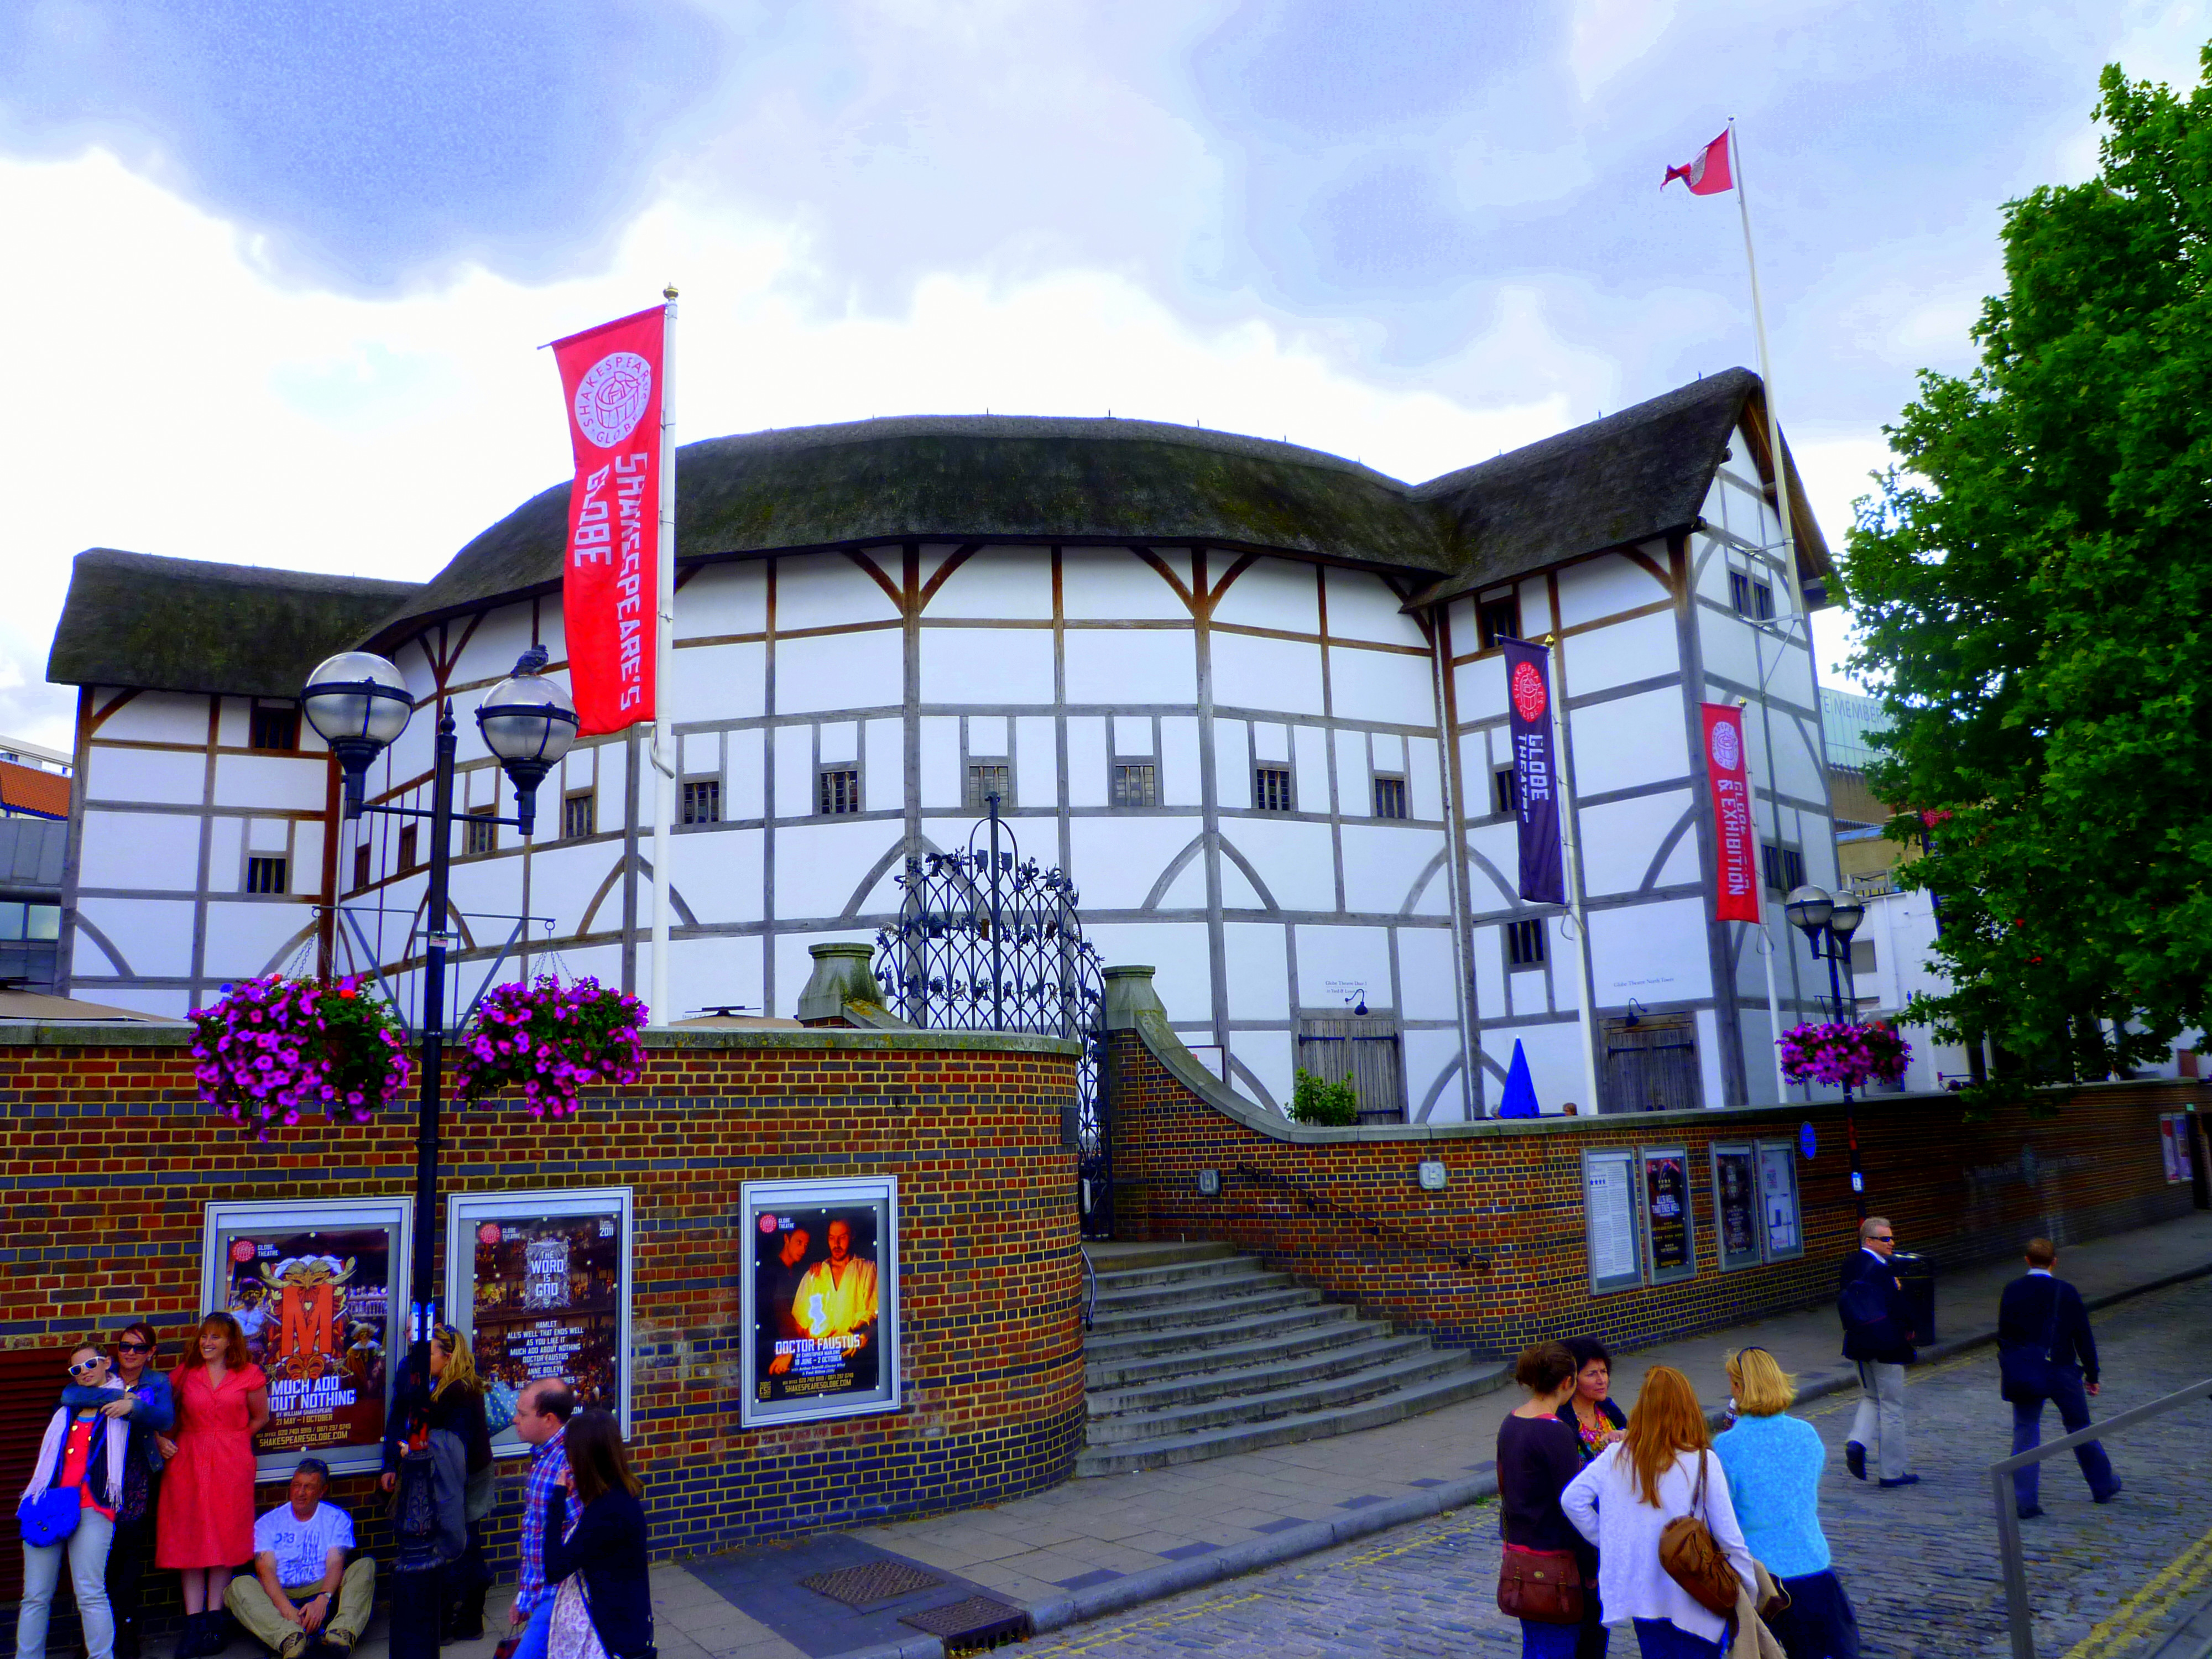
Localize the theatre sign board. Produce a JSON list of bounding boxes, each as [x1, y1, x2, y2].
[[739, 1176, 901, 1427]]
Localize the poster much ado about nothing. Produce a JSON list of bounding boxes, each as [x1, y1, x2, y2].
[[740, 1177, 900, 1427]]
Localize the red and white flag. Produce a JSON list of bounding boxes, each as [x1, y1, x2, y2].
[[551, 305, 667, 737], [1700, 703, 1761, 923], [1664, 130, 1733, 196]]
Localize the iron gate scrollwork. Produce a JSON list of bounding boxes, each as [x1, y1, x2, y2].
[[872, 797, 1113, 1237]]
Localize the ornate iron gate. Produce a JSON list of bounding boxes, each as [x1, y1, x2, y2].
[[872, 799, 1113, 1237]]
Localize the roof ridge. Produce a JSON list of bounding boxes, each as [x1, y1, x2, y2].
[[72, 547, 422, 596]]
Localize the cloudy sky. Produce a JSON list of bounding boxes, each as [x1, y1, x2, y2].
[[2, 0, 2203, 753]]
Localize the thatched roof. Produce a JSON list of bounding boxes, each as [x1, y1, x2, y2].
[[48, 550, 421, 698]]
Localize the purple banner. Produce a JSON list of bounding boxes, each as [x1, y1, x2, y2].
[[1501, 638, 1564, 905]]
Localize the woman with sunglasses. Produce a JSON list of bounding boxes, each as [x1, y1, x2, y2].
[[1713, 1348, 1860, 1659], [58, 1326, 176, 1659], [156, 1313, 269, 1658], [18, 1343, 131, 1659]]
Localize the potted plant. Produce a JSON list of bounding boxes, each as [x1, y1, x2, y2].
[[1777, 1021, 1913, 1090], [190, 975, 412, 1139], [451, 975, 647, 1118]]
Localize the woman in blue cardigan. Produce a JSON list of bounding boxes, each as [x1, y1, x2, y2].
[[1712, 1348, 1861, 1659], [544, 1410, 653, 1659]]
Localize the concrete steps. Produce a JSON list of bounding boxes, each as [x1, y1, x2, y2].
[[1076, 1241, 1507, 1477]]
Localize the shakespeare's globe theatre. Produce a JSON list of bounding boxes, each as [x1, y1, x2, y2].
[[49, 369, 1848, 1120]]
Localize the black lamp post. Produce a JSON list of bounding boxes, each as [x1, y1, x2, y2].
[[1785, 883, 1868, 1220], [302, 646, 577, 1374]]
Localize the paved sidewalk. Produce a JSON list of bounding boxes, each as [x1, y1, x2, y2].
[[341, 1210, 2212, 1659]]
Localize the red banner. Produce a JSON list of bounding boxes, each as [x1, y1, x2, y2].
[[1700, 703, 1761, 923], [552, 305, 666, 736]]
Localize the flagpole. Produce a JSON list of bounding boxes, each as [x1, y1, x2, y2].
[[649, 286, 677, 1024], [1728, 119, 1803, 617], [1547, 637, 1604, 1116]]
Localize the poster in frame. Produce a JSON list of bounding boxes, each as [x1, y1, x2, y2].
[[1582, 1149, 1644, 1296], [739, 1177, 901, 1428], [199, 1197, 411, 1481], [447, 1188, 634, 1455], [1641, 1147, 1697, 1284], [1709, 1144, 1762, 1272], [1756, 1139, 1804, 1260]]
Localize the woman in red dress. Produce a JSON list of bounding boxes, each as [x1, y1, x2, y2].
[[154, 1314, 268, 1657]]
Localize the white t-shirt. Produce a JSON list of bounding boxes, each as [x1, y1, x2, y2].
[[253, 1503, 354, 1588]]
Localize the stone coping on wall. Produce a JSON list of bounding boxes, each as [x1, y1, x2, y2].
[[0, 1019, 1081, 1056]]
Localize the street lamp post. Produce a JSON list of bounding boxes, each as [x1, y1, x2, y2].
[[1785, 883, 1869, 1220], [302, 646, 577, 1375]]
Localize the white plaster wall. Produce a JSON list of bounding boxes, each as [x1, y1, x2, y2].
[[86, 746, 203, 806], [214, 753, 326, 812], [1067, 816, 1207, 911], [1339, 824, 1441, 915], [76, 894, 196, 979], [1066, 718, 1108, 808], [784, 630, 902, 714], [1220, 921, 1291, 1021], [1404, 1029, 1466, 1120], [777, 554, 900, 630], [1324, 570, 1422, 644], [1294, 924, 1391, 1009], [1555, 548, 1671, 629], [1213, 633, 1324, 717], [1061, 549, 1191, 621], [922, 627, 1055, 705], [1064, 628, 1196, 706], [1483, 1021, 1587, 1116], [80, 810, 201, 891], [1223, 816, 1334, 913], [93, 692, 209, 745], [203, 900, 316, 979], [1591, 898, 1713, 1003], [925, 547, 1055, 619], [1292, 724, 1329, 815], [671, 641, 766, 721], [1334, 729, 1370, 816], [1214, 721, 1251, 811], [1578, 791, 1695, 898], [1453, 654, 1507, 724], [1566, 611, 1679, 697], [1329, 644, 1437, 724], [1569, 690, 1690, 796], [1213, 557, 1318, 633]]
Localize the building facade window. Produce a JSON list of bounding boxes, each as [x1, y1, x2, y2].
[[1253, 766, 1294, 813], [964, 763, 1011, 812], [1729, 569, 1776, 621], [0, 901, 63, 942], [1493, 766, 1519, 816], [1294, 1010, 1406, 1124], [563, 792, 596, 840], [817, 767, 861, 816], [1761, 841, 1805, 895], [682, 779, 722, 825], [398, 825, 420, 872], [1477, 593, 1521, 650], [245, 856, 288, 895], [1112, 762, 1158, 808], [1372, 775, 1408, 820], [464, 807, 495, 855], [352, 841, 373, 893], [248, 706, 300, 752], [1507, 917, 1546, 968]]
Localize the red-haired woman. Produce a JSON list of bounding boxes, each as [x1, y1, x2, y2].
[[154, 1314, 268, 1658]]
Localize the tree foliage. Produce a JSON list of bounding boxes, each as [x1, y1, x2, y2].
[[1843, 52, 2212, 1100], [1289, 1067, 1361, 1126]]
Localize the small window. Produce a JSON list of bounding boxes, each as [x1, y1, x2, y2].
[[1761, 842, 1805, 895], [398, 825, 419, 872], [1477, 594, 1521, 650], [817, 767, 860, 816], [1112, 763, 1158, 808], [0, 904, 26, 941], [964, 763, 1011, 812], [682, 779, 721, 825], [1493, 766, 1519, 816], [1849, 938, 1877, 977], [248, 706, 300, 752], [563, 792, 596, 840], [1253, 765, 1294, 813], [245, 855, 288, 895], [1373, 775, 1407, 819], [24, 904, 59, 942], [352, 841, 372, 893], [1730, 570, 1776, 622], [1507, 917, 1547, 968], [464, 807, 495, 856]]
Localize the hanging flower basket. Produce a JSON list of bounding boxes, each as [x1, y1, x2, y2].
[[1777, 1021, 1912, 1089], [190, 975, 413, 1139], [452, 975, 646, 1119]]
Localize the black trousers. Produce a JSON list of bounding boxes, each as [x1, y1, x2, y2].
[[107, 1499, 159, 1659]]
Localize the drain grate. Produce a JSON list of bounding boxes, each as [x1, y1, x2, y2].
[[799, 1559, 945, 1609], [899, 1595, 1033, 1650]]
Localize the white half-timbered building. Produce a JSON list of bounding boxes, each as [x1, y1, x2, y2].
[[46, 368, 1848, 1119]]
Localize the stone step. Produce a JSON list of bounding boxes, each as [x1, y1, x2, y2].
[[1082, 1240, 1240, 1275], [1091, 1252, 1269, 1295], [1086, 1331, 1441, 1417], [1083, 1312, 1390, 1390], [1091, 1266, 1293, 1316], [1084, 1347, 1483, 1444], [1085, 1283, 1322, 1337], [1079, 1297, 1363, 1363], [1074, 1362, 1511, 1477]]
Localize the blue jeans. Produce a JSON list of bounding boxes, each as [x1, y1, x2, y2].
[[513, 1592, 555, 1659], [1522, 1619, 1582, 1659], [18, 1509, 116, 1659], [2011, 1368, 2117, 1509], [1634, 1620, 1723, 1659]]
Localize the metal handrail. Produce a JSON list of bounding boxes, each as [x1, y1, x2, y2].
[[1991, 1374, 2212, 1659], [1230, 1162, 1489, 1272]]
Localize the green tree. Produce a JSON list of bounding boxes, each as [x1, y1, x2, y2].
[[1843, 50, 2212, 1101]]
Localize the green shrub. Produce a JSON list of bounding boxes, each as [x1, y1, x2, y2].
[[1289, 1067, 1361, 1126]]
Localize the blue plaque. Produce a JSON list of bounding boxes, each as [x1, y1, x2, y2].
[[1799, 1121, 1817, 1160]]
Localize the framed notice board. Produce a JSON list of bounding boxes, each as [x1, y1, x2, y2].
[[1641, 1147, 1697, 1285], [1582, 1149, 1644, 1296], [1757, 1139, 1804, 1261], [1710, 1144, 1762, 1272]]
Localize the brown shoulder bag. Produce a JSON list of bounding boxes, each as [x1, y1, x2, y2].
[[1658, 1451, 1741, 1616], [1498, 1543, 1585, 1624]]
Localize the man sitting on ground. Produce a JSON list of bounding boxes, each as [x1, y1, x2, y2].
[[228, 1458, 376, 1659]]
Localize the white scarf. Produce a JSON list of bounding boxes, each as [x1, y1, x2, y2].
[[23, 1376, 129, 1510]]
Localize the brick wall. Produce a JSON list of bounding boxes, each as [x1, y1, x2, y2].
[[0, 1025, 1086, 1592], [1105, 1022, 2206, 1357]]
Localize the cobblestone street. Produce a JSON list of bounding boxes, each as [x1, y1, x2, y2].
[[1021, 1276, 2212, 1659]]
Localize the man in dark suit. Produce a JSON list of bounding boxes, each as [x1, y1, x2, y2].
[[1838, 1215, 1918, 1486], [1998, 1238, 2121, 1519]]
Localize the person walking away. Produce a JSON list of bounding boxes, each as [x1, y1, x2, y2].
[[1835, 1218, 1916, 1487], [71, 1324, 174, 1659], [1712, 1348, 1860, 1659], [1997, 1238, 2121, 1518], [1558, 1338, 1629, 1467], [1563, 1364, 1756, 1659], [226, 1459, 375, 1659], [17, 1343, 131, 1659], [1499, 1343, 1607, 1659], [424, 1329, 493, 1638], [543, 1410, 653, 1659], [379, 1351, 467, 1659], [506, 1379, 576, 1659], [156, 1315, 269, 1658]]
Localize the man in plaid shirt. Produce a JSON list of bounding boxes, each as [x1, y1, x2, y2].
[[508, 1380, 575, 1659]]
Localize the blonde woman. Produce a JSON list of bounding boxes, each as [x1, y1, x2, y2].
[[379, 1328, 494, 1640], [1562, 1365, 1755, 1659], [1712, 1348, 1860, 1659]]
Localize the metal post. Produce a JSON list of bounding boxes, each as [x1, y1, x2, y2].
[[1992, 1465, 2034, 1659], [412, 707, 457, 1368], [1821, 934, 1867, 1219], [988, 792, 1004, 1032]]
